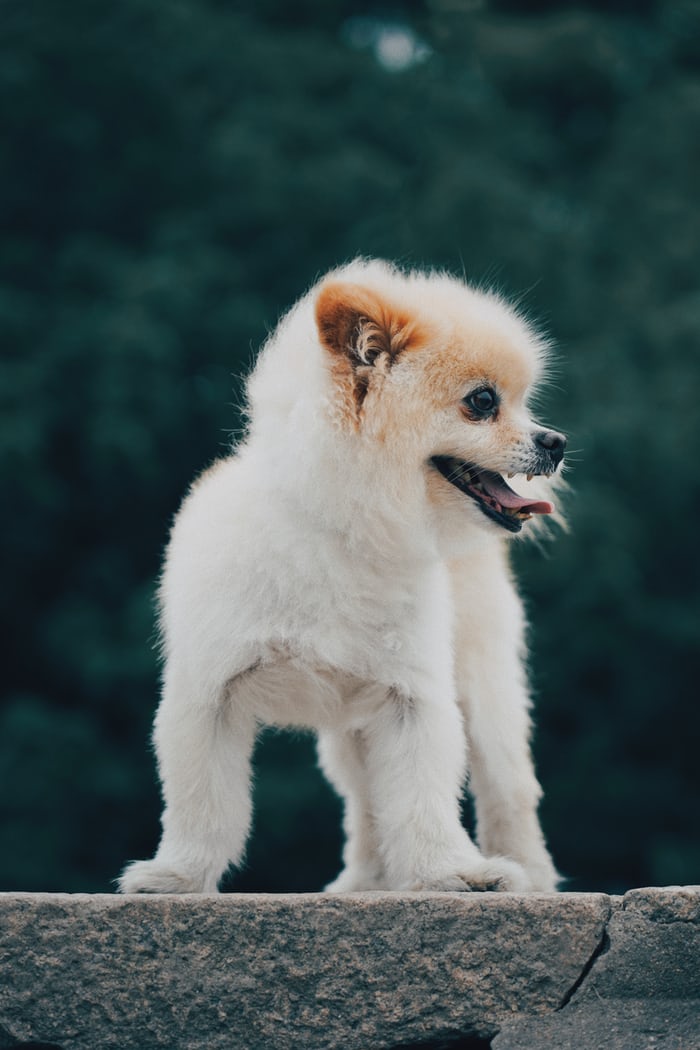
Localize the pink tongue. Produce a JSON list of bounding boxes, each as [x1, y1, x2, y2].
[[479, 471, 554, 515]]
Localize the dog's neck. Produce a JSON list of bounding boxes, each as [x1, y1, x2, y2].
[[240, 423, 439, 566]]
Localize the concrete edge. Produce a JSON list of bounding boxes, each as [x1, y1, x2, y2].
[[0, 888, 698, 1050]]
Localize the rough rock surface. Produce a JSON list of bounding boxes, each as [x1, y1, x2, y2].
[[494, 886, 700, 1050], [0, 888, 697, 1049]]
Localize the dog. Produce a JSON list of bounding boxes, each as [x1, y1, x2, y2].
[[119, 259, 566, 895]]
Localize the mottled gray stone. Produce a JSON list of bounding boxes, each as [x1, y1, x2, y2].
[[0, 891, 609, 1050], [494, 999, 700, 1050], [494, 887, 700, 1050]]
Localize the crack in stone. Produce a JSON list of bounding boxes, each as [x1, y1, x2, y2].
[[556, 904, 612, 1011]]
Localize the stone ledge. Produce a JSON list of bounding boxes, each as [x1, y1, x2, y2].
[[0, 888, 697, 1049]]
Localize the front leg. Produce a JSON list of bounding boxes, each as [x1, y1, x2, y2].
[[362, 686, 529, 892], [119, 663, 257, 894], [451, 550, 560, 893]]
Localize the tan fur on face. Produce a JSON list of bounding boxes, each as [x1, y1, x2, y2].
[[316, 278, 545, 475], [315, 280, 435, 427]]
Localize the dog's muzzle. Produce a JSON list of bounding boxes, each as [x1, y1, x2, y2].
[[430, 456, 555, 533], [533, 429, 567, 473]]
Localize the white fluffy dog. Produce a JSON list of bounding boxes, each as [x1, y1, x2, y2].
[[120, 259, 566, 895]]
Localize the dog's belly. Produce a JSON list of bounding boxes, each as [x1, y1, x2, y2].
[[227, 651, 385, 732]]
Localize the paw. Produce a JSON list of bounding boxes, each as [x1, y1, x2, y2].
[[118, 859, 211, 894], [324, 865, 386, 893], [412, 856, 530, 893], [522, 856, 561, 893]]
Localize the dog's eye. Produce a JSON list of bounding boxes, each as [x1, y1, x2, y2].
[[463, 387, 499, 419]]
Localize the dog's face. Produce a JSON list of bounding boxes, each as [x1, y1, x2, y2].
[[315, 273, 566, 538]]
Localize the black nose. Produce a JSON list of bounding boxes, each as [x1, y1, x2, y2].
[[534, 429, 567, 466]]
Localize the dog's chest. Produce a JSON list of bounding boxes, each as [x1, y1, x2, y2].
[[244, 550, 455, 707], [239, 652, 388, 731]]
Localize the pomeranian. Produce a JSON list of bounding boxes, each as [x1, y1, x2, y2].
[[120, 259, 566, 895]]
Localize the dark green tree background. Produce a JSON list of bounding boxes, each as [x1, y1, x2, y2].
[[2, 0, 699, 893]]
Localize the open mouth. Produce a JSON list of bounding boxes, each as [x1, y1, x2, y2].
[[430, 455, 554, 533]]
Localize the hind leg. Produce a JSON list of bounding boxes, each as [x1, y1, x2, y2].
[[318, 727, 386, 891], [119, 666, 256, 893]]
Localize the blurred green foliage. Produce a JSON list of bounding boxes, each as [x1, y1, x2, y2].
[[1, 0, 699, 894]]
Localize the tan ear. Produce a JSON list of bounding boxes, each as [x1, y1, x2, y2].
[[315, 281, 413, 367], [315, 281, 417, 425]]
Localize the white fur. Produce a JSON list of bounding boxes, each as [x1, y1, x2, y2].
[[119, 259, 562, 895]]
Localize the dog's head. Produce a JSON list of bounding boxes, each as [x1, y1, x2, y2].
[[314, 261, 566, 540]]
